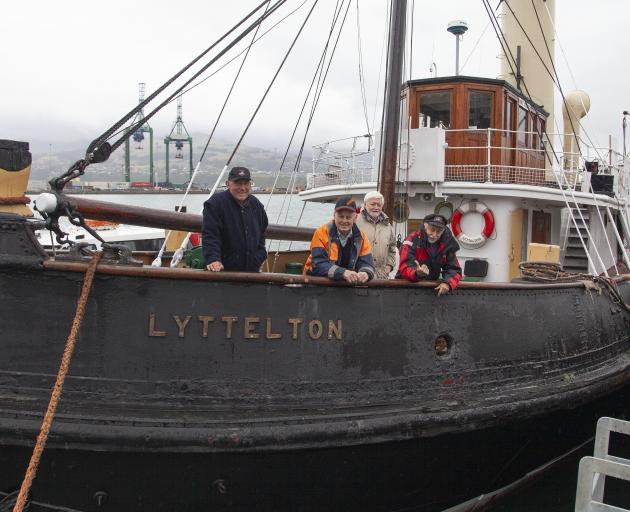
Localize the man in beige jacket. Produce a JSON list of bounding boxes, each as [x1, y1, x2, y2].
[[356, 191, 398, 279]]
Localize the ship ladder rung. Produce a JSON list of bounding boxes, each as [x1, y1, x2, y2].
[[575, 417, 630, 512]]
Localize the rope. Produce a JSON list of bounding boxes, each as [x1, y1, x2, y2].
[[0, 196, 30, 205], [12, 251, 103, 512], [519, 261, 591, 282], [518, 261, 630, 313]]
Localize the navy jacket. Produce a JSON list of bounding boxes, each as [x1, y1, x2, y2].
[[202, 190, 268, 272]]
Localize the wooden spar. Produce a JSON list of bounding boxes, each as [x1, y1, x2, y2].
[[67, 196, 314, 242], [378, 0, 407, 219]]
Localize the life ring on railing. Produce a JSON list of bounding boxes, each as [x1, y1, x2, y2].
[[450, 201, 495, 249]]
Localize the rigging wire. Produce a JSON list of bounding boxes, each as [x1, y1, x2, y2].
[[105, 0, 311, 145], [265, 0, 346, 212], [52, 0, 291, 190], [408, 0, 414, 81], [153, 1, 272, 268], [480, 0, 605, 275], [355, 0, 371, 136], [107, 0, 292, 155], [96, 0, 278, 148], [269, 0, 353, 263], [371, 0, 390, 136], [163, 0, 320, 269], [527, 0, 618, 274], [459, 19, 492, 74], [376, 0, 394, 189], [491, 0, 619, 275]]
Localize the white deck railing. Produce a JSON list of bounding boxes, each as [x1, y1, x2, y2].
[[306, 129, 629, 200]]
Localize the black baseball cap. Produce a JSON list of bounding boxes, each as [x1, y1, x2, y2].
[[424, 213, 447, 229], [334, 195, 357, 213], [228, 166, 251, 181]]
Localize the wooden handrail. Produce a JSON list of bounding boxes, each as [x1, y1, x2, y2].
[[67, 195, 315, 242]]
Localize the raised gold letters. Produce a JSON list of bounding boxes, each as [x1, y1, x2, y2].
[[288, 318, 302, 340], [198, 315, 215, 338], [221, 316, 238, 339], [147, 313, 343, 342], [328, 319, 342, 340], [265, 318, 281, 340], [244, 317, 260, 339], [308, 320, 323, 340], [148, 313, 166, 337], [173, 315, 192, 338]]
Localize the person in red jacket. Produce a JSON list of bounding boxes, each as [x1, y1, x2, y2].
[[398, 213, 462, 295]]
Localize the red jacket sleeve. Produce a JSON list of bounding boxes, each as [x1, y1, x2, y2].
[[398, 232, 419, 282]]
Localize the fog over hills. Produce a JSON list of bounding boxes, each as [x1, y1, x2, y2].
[[29, 133, 312, 189]]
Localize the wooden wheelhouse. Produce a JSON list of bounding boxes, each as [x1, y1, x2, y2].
[[404, 76, 549, 185]]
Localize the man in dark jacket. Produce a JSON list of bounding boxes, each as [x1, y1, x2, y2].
[[202, 166, 268, 272], [398, 213, 462, 295]]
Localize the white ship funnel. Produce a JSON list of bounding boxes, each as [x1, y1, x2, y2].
[[499, 0, 556, 138], [562, 90, 590, 171]]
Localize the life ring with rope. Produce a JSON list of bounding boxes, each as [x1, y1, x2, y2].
[[450, 201, 495, 249]]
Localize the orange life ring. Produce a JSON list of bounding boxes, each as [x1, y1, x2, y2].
[[450, 201, 494, 249]]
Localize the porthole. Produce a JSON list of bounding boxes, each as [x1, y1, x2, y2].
[[435, 332, 453, 357]]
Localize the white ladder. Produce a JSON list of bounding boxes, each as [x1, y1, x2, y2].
[[575, 417, 630, 511]]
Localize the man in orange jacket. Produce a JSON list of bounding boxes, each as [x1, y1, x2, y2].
[[304, 196, 375, 283]]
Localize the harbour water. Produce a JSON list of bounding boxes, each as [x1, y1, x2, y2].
[[40, 192, 621, 511]]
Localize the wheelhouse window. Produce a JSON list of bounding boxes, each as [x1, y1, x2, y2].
[[539, 119, 546, 149], [532, 117, 539, 149], [419, 91, 451, 128], [469, 91, 492, 129], [503, 96, 513, 132], [517, 107, 528, 145]]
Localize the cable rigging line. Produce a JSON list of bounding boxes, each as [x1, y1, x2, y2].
[[271, 0, 353, 234], [107, 0, 291, 155], [527, 0, 618, 274], [459, 19, 492, 74], [265, 0, 346, 213], [495, 0, 618, 275], [269, 0, 353, 263], [371, 0, 390, 136], [480, 0, 606, 276], [97, 0, 279, 149], [105, 0, 311, 146], [52, 0, 290, 190], [154, 1, 272, 268], [356, 0, 371, 136]]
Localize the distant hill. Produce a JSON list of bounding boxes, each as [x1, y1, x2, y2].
[[29, 134, 311, 189]]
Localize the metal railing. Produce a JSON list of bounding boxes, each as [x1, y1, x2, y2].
[[306, 129, 630, 201], [574, 417, 630, 512]]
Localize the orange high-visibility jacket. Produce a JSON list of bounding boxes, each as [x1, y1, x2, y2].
[[304, 222, 374, 281]]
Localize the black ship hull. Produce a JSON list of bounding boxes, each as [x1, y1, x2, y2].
[[1, 214, 630, 510]]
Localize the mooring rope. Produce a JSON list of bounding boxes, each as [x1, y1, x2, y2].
[[518, 261, 592, 283], [519, 261, 630, 313], [0, 196, 30, 205], [12, 251, 103, 512]]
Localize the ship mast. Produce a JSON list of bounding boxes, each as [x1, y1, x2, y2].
[[378, 0, 407, 219]]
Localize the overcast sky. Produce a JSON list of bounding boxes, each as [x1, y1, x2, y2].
[[1, 1, 627, 157]]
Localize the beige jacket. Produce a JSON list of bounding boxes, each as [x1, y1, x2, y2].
[[356, 209, 397, 279]]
